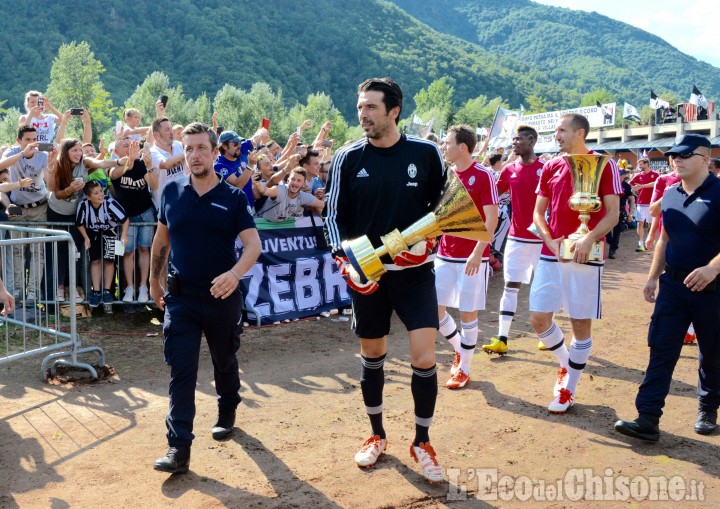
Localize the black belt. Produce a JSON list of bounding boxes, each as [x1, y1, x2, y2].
[[665, 265, 718, 292], [19, 198, 48, 209], [664, 266, 691, 281]]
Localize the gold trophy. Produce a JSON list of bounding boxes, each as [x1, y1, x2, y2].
[[342, 170, 490, 283], [558, 154, 611, 262]]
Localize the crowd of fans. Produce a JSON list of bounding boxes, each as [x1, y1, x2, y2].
[[3, 89, 719, 319], [0, 90, 334, 315]]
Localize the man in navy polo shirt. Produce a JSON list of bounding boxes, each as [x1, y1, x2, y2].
[[150, 122, 261, 474], [615, 134, 720, 441]]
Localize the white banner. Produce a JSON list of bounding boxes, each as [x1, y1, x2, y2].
[[534, 134, 558, 153], [521, 103, 616, 133]]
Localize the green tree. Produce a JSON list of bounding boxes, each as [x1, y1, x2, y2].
[[213, 84, 254, 137], [453, 96, 511, 129], [189, 92, 212, 124], [45, 41, 114, 141], [454, 95, 487, 127], [413, 77, 455, 131], [280, 93, 349, 146], [0, 108, 21, 145], [124, 71, 190, 126], [280, 92, 348, 148], [580, 88, 616, 107], [524, 94, 555, 114]]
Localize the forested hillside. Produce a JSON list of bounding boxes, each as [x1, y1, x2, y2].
[[0, 0, 568, 119], [1, 0, 716, 143], [390, 0, 720, 108]]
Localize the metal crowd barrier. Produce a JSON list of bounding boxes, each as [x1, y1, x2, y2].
[[3, 220, 157, 308], [1, 219, 273, 330], [0, 224, 105, 381]]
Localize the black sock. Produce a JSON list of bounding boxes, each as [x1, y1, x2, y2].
[[360, 354, 386, 439], [498, 336, 508, 344], [411, 364, 437, 446]]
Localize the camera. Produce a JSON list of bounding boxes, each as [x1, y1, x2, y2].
[[37, 97, 45, 108], [70, 108, 84, 116], [37, 143, 54, 152], [7, 204, 22, 217], [159, 95, 168, 107]]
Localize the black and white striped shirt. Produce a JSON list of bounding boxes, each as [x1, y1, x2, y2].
[[75, 197, 127, 232]]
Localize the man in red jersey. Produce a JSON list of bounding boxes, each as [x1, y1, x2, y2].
[[646, 158, 680, 251], [482, 125, 544, 355], [529, 114, 622, 414], [436, 125, 498, 389], [629, 158, 659, 252]]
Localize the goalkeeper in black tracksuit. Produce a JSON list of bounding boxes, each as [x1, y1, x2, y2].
[[323, 77, 447, 483]]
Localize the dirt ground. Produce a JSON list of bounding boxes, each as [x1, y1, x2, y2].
[[2, 237, 719, 508]]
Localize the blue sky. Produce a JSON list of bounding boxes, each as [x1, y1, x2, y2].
[[533, 0, 720, 68]]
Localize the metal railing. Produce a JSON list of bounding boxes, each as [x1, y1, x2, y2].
[[0, 224, 105, 380], [4, 219, 156, 307]]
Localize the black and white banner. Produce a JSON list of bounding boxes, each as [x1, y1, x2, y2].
[[237, 218, 350, 324]]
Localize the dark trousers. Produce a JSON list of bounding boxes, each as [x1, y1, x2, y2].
[[46, 208, 86, 294], [636, 273, 720, 418], [606, 212, 627, 250], [162, 289, 242, 448]]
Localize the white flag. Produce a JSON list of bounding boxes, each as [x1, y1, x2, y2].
[[650, 91, 670, 110], [690, 85, 709, 109], [623, 103, 641, 123]]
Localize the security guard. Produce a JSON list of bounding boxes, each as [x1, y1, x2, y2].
[[150, 122, 261, 473], [615, 134, 720, 441]]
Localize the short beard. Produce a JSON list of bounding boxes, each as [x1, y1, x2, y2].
[[191, 167, 211, 178], [363, 129, 381, 140]]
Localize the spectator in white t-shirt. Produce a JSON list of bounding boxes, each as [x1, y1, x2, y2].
[[254, 168, 324, 222], [18, 91, 63, 143], [122, 108, 150, 141], [149, 116, 186, 211]]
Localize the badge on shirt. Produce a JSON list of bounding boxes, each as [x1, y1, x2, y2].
[[407, 164, 417, 179]]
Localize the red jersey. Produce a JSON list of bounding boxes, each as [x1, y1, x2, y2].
[[438, 162, 499, 260], [651, 172, 681, 203], [630, 170, 659, 205], [536, 152, 623, 257], [650, 172, 681, 232], [497, 159, 543, 241]]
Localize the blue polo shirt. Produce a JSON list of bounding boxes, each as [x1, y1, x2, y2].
[[159, 175, 256, 292], [310, 176, 324, 193], [662, 172, 720, 272], [214, 154, 255, 208]]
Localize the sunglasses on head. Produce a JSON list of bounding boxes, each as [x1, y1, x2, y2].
[[669, 152, 703, 160]]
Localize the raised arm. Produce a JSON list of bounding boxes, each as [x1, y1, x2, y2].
[[81, 109, 92, 144], [149, 221, 171, 310]]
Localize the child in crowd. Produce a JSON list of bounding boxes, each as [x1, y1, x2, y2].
[[76, 181, 128, 308]]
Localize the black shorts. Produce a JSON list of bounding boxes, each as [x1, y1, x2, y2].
[[88, 231, 117, 262], [352, 263, 439, 339]]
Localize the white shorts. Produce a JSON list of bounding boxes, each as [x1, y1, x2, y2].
[[636, 204, 651, 223], [503, 238, 543, 284], [529, 258, 603, 319], [435, 257, 489, 312]]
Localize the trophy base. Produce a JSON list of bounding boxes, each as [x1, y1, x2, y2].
[[559, 239, 605, 262], [342, 236, 386, 284]]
